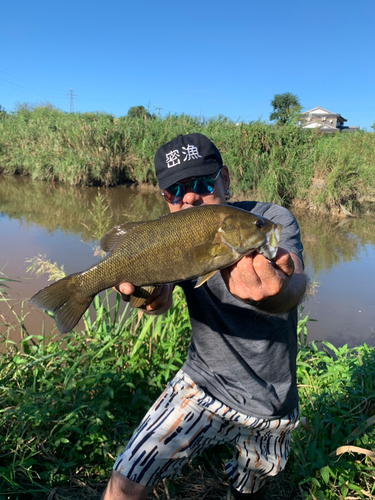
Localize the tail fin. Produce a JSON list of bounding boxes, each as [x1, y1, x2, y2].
[[30, 273, 94, 334]]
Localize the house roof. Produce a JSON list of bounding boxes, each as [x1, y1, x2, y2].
[[301, 105, 347, 122]]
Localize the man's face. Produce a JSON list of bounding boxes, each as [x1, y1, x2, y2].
[[166, 166, 230, 214]]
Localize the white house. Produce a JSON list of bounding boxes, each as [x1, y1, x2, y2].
[[298, 106, 359, 133]]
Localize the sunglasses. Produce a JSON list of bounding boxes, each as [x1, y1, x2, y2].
[[161, 169, 222, 205]]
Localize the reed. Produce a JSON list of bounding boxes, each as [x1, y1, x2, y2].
[[0, 285, 191, 498], [0, 277, 374, 499], [1, 105, 375, 212], [292, 321, 375, 499]]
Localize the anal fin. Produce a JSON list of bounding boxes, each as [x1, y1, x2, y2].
[[129, 285, 155, 308]]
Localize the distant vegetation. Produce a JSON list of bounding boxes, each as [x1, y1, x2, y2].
[[270, 92, 301, 125], [126, 105, 153, 119], [0, 103, 375, 213]]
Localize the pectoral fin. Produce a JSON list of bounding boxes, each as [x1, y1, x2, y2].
[[185, 242, 236, 288], [186, 241, 236, 262], [195, 270, 218, 288]]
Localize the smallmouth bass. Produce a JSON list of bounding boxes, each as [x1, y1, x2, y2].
[[30, 205, 281, 334]]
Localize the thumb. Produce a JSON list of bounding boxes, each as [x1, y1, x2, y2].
[[274, 249, 295, 277]]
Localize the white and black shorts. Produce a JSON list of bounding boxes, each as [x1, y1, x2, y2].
[[114, 370, 299, 494]]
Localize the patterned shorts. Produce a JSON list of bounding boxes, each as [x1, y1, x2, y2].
[[114, 370, 299, 494]]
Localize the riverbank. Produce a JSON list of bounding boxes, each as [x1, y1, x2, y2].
[[0, 283, 374, 500], [1, 105, 375, 214]]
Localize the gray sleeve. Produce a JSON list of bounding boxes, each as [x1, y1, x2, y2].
[[263, 205, 304, 265]]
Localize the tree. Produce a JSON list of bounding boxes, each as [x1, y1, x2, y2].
[[270, 92, 301, 125], [0, 105, 6, 118], [127, 105, 152, 119]]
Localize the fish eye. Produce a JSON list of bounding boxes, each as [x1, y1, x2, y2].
[[254, 220, 264, 229]]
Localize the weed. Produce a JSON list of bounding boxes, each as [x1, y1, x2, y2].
[[0, 276, 374, 498]]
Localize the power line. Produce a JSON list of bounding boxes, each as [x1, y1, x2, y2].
[[0, 66, 67, 94], [0, 76, 66, 99]]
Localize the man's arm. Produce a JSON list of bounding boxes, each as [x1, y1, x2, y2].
[[220, 248, 307, 314]]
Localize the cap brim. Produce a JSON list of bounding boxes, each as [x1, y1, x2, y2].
[[158, 162, 221, 190]]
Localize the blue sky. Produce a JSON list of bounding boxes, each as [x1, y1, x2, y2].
[[1, 0, 374, 129]]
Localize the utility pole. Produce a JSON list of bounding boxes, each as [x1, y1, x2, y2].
[[155, 107, 163, 117], [67, 87, 77, 113]]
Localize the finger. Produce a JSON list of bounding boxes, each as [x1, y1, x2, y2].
[[144, 285, 164, 306], [144, 284, 172, 312], [273, 248, 295, 277], [253, 253, 282, 281], [118, 282, 135, 296], [113, 283, 136, 302], [221, 254, 260, 291]]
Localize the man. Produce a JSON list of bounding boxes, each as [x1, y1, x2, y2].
[[102, 133, 306, 500]]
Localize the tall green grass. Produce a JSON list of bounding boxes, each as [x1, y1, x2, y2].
[[1, 105, 375, 212], [0, 286, 191, 498], [293, 317, 375, 499], [1, 278, 374, 499]]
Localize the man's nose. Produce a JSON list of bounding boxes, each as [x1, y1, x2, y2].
[[182, 185, 201, 204]]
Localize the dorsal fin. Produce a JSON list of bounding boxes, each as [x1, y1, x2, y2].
[[100, 221, 147, 252]]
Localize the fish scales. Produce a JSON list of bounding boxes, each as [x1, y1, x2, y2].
[[74, 206, 225, 294], [30, 205, 281, 333]]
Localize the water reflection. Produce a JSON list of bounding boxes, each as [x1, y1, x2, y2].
[[295, 211, 375, 276], [0, 175, 168, 241], [1, 175, 374, 348]]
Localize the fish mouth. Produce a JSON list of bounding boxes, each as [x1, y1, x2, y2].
[[257, 224, 281, 260]]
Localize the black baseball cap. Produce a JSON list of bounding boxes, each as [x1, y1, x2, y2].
[[154, 133, 223, 189]]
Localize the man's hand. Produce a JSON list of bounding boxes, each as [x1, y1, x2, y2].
[[114, 283, 173, 315], [220, 248, 305, 313]]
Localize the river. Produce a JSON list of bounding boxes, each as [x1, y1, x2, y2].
[[1, 175, 374, 348]]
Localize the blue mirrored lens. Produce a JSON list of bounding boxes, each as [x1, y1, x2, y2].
[[190, 176, 215, 194], [168, 183, 184, 197], [163, 172, 219, 204]]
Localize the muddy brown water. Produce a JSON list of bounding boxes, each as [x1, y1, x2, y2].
[[1, 175, 374, 348]]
